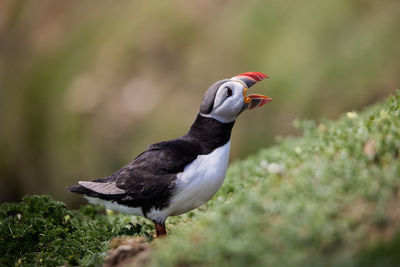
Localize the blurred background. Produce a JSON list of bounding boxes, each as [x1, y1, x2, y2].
[[0, 0, 399, 208]]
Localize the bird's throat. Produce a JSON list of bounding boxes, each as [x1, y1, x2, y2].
[[185, 114, 235, 149]]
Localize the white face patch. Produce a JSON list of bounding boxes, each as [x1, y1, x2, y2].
[[202, 81, 246, 123]]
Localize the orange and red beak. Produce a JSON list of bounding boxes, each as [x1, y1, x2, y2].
[[231, 72, 272, 110], [246, 93, 272, 110]]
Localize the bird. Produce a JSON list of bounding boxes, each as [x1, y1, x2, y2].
[[66, 72, 272, 237]]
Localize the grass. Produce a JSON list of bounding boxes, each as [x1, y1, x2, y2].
[[1, 91, 399, 266], [0, 195, 153, 266]]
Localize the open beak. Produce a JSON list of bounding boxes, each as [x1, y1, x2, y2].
[[232, 72, 272, 110], [244, 91, 272, 110]]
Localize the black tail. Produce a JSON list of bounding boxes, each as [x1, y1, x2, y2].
[[66, 184, 89, 194], [66, 176, 117, 197], [66, 184, 105, 199], [66, 183, 112, 199]]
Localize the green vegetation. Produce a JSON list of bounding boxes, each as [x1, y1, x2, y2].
[[0, 195, 153, 266], [1, 92, 399, 266]]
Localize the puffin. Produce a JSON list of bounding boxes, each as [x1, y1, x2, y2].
[[66, 72, 272, 236]]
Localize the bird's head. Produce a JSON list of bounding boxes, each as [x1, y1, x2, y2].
[[199, 72, 271, 123]]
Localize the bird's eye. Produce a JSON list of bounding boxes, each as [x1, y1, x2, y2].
[[226, 87, 233, 97]]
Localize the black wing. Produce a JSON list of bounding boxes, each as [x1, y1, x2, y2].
[[116, 138, 202, 189]]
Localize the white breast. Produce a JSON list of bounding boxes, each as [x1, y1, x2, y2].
[[164, 141, 231, 217]]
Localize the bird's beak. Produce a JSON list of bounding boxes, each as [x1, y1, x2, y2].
[[244, 89, 272, 110], [231, 72, 272, 110]]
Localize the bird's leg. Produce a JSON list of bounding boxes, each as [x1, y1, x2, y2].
[[154, 222, 167, 237]]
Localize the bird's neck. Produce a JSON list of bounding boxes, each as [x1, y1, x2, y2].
[[185, 113, 235, 147]]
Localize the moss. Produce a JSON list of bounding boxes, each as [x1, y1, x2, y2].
[[0, 195, 152, 266]]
